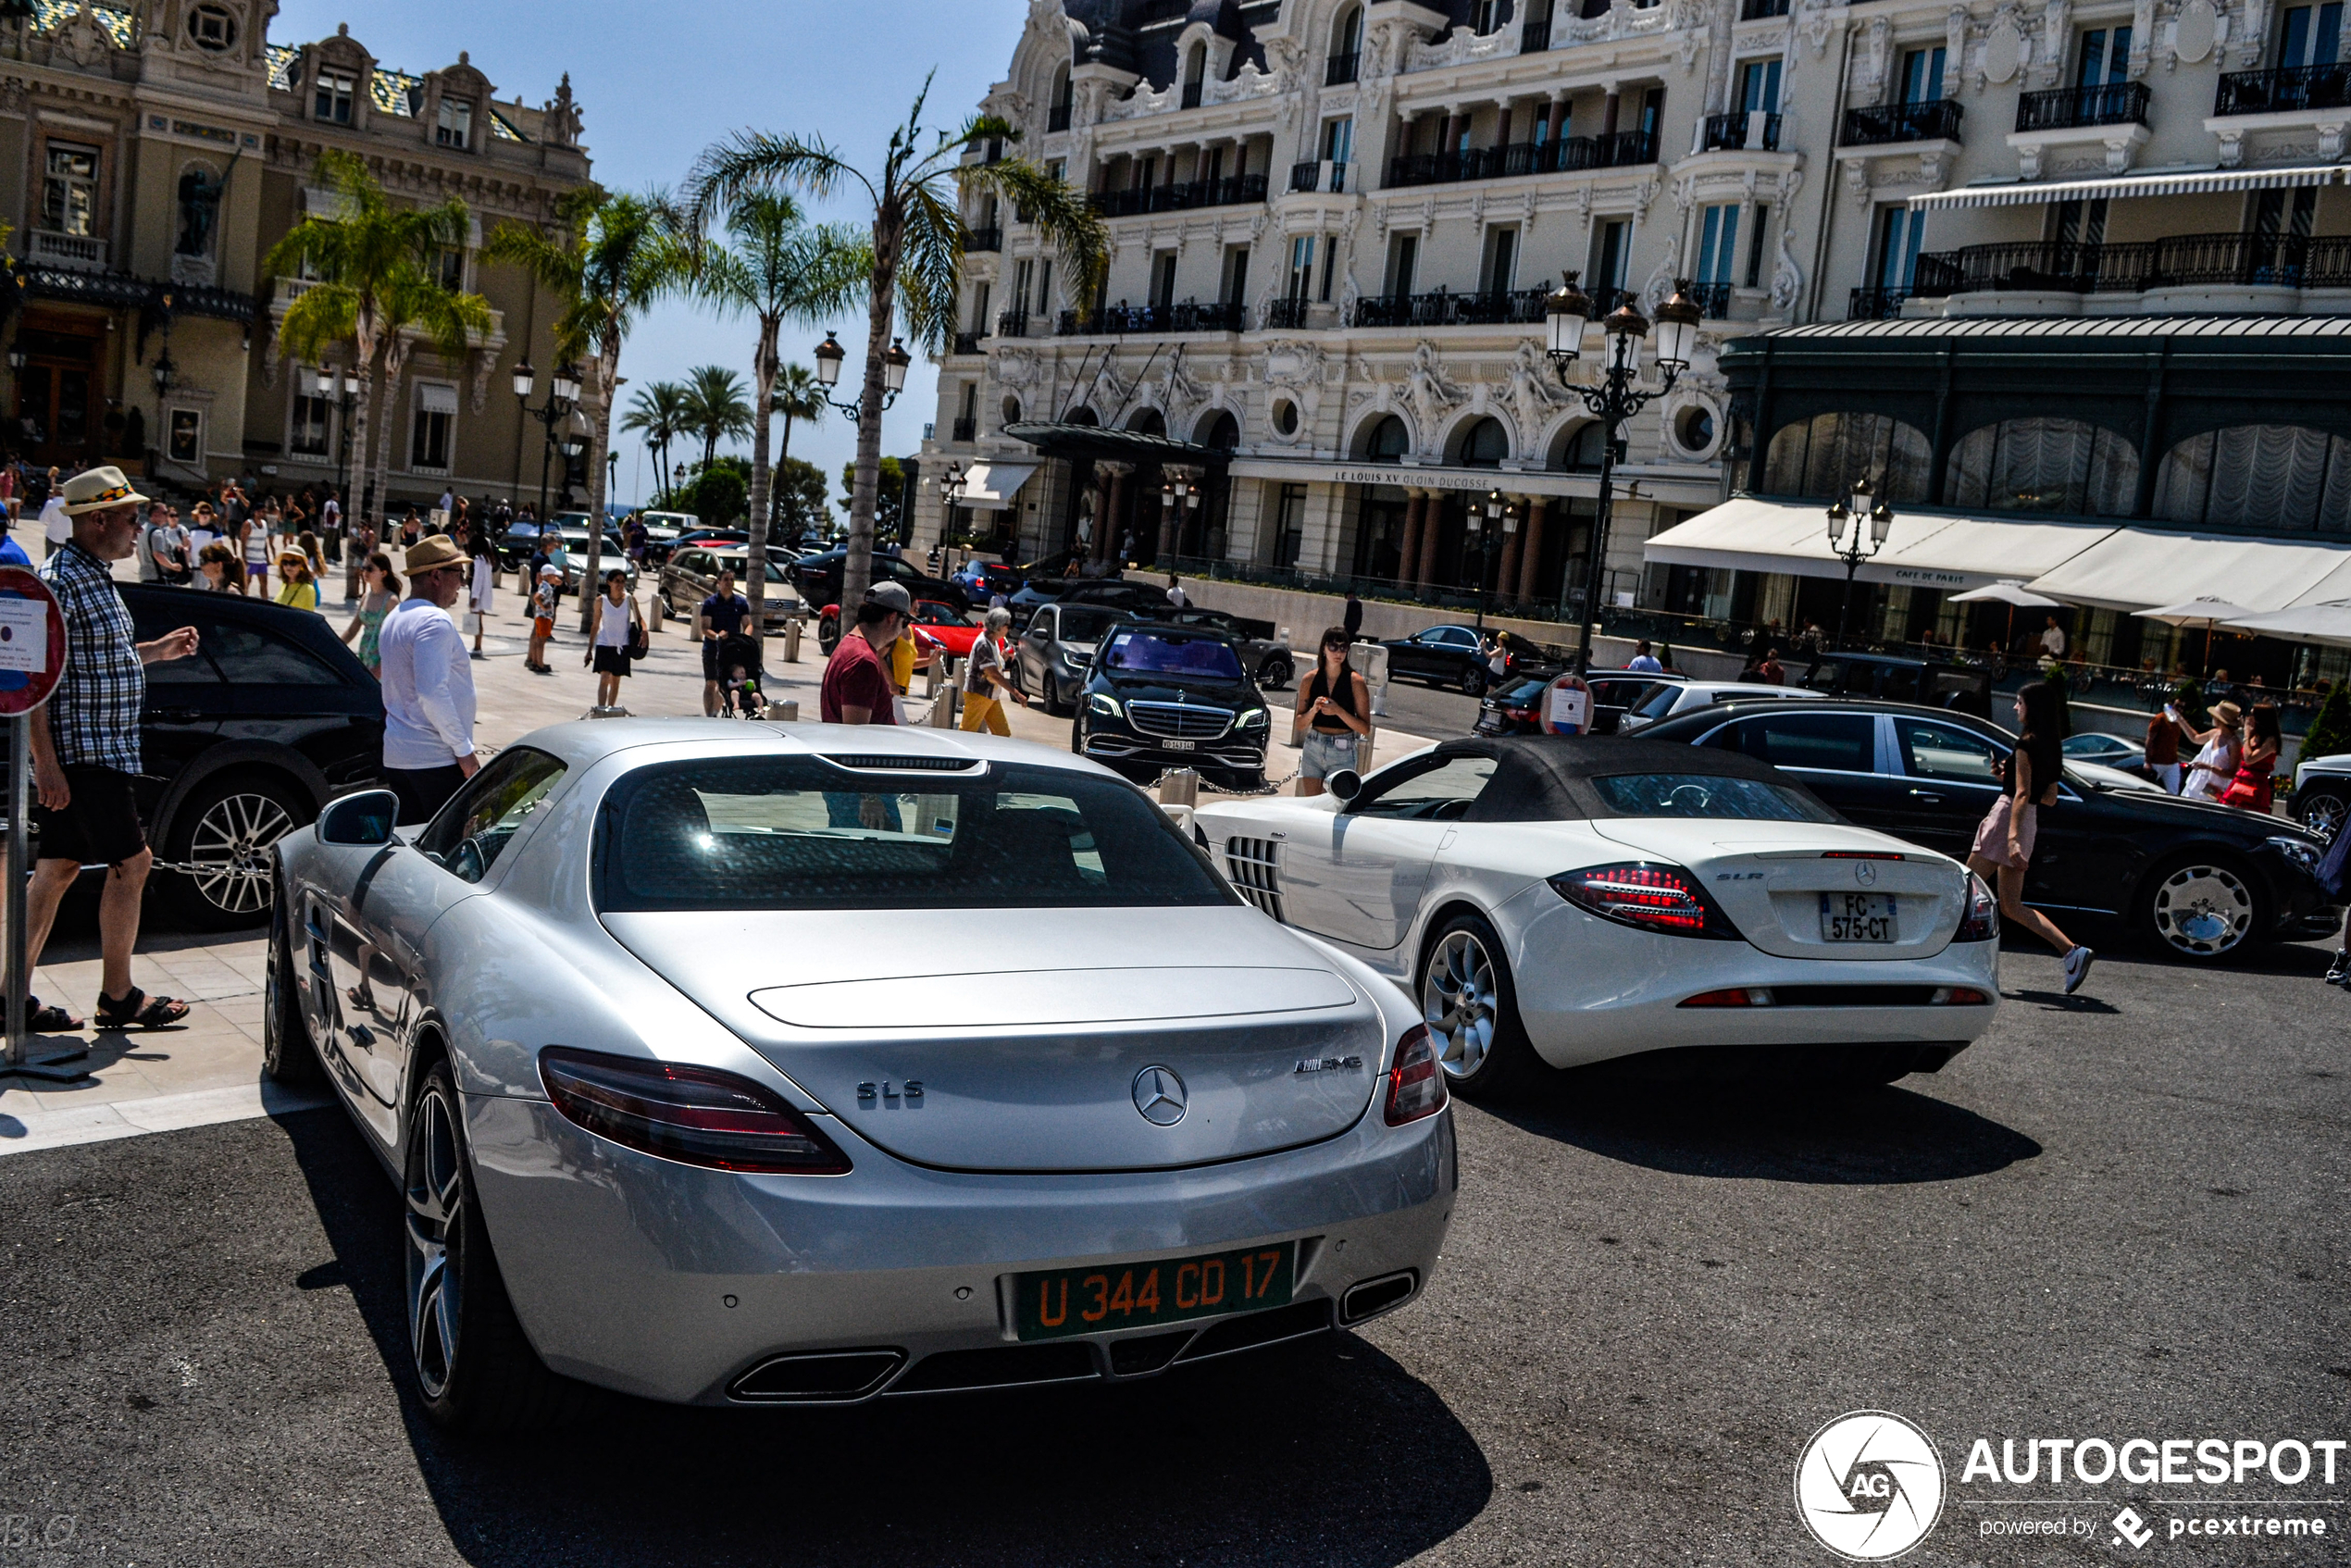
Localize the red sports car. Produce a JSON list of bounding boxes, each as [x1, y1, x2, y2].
[[818, 600, 982, 660]]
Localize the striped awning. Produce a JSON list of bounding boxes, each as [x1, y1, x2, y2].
[[1909, 165, 2342, 211]]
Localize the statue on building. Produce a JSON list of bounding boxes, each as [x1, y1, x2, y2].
[[176, 151, 239, 257]]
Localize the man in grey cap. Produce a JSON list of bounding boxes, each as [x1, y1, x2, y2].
[[820, 579, 912, 726]]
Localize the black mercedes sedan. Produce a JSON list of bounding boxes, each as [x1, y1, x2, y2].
[[1070, 620, 1274, 790], [1635, 698, 2341, 963]]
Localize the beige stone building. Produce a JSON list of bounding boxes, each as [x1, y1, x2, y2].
[[0, 0, 593, 513]]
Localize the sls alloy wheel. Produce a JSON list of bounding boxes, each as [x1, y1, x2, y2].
[[404, 1085, 467, 1404], [1422, 929, 1497, 1079], [186, 790, 295, 916], [2148, 861, 2256, 957]]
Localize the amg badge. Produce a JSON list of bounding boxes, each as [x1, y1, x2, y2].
[[1294, 1055, 1364, 1075]]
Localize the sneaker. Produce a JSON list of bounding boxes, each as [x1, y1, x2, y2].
[[2062, 945, 2096, 996], [2327, 950, 2351, 988]]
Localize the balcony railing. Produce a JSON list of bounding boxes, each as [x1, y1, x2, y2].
[[952, 331, 986, 355], [1841, 98, 1965, 145], [996, 308, 1031, 338], [1700, 111, 1783, 152], [952, 417, 977, 442], [1089, 173, 1268, 217], [26, 230, 106, 272], [1520, 17, 1551, 51], [1180, 81, 1203, 109], [967, 226, 1002, 253], [1689, 280, 1734, 319], [1325, 52, 1360, 85], [2213, 61, 2351, 115], [1262, 296, 1312, 330], [1349, 286, 1552, 329], [1847, 287, 1914, 320], [1740, 0, 1790, 16], [1386, 130, 1658, 188], [1910, 229, 2351, 297], [1048, 103, 1072, 132], [2015, 81, 2150, 131], [1056, 299, 1249, 336], [1289, 159, 1350, 193]]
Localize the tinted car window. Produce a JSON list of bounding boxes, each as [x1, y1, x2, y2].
[[201, 622, 342, 686], [596, 758, 1231, 913], [1101, 630, 1244, 681], [128, 600, 226, 685], [416, 747, 567, 885], [1589, 773, 1836, 823], [1729, 713, 1877, 772], [1897, 719, 2002, 785], [1354, 756, 1499, 820], [1056, 607, 1117, 641], [1629, 681, 1685, 720]]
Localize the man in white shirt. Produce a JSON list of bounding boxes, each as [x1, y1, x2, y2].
[[1165, 574, 1188, 609], [40, 483, 71, 561], [2039, 616, 2067, 659], [1626, 639, 1664, 674], [375, 533, 479, 823]]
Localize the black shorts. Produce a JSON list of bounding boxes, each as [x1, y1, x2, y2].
[[32, 764, 147, 867], [701, 639, 725, 681], [386, 763, 468, 827], [593, 645, 632, 678]]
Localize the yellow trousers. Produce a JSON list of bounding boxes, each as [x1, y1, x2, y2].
[[959, 692, 1010, 735]]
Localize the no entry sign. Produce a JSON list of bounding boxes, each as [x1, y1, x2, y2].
[[0, 566, 65, 716]]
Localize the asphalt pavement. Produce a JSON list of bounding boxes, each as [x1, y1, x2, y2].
[[5, 932, 2345, 1567]]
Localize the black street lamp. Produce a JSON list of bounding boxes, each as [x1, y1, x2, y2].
[[1826, 476, 1895, 650], [311, 365, 360, 517], [1470, 488, 1518, 631], [511, 358, 581, 519], [811, 331, 913, 422], [1545, 275, 1702, 670], [940, 460, 966, 548], [1159, 473, 1192, 566]]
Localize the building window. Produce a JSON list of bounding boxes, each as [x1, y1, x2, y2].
[[2279, 3, 2345, 65], [314, 68, 355, 124], [1875, 206, 1926, 291], [434, 246, 465, 289], [1946, 417, 2138, 516], [185, 2, 235, 52], [1695, 205, 1741, 290], [2076, 27, 2133, 85], [1273, 482, 1308, 566], [167, 409, 203, 465], [1900, 46, 1947, 103], [42, 144, 99, 237], [1737, 58, 1782, 114], [1587, 219, 1629, 302], [2154, 424, 2351, 531], [1763, 412, 1934, 501], [436, 95, 473, 150], [1470, 0, 1500, 33], [1047, 157, 1065, 183], [411, 384, 455, 470], [1481, 226, 1519, 294], [1287, 235, 1316, 302], [1322, 116, 1354, 167], [2051, 197, 2107, 247], [1385, 232, 1419, 296], [1151, 251, 1178, 309], [1746, 205, 1770, 289], [291, 386, 332, 457], [969, 280, 990, 335], [1035, 258, 1054, 314], [1222, 245, 1250, 306]]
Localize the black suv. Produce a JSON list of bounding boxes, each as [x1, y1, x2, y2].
[[791, 548, 968, 620], [1070, 620, 1274, 790], [122, 586, 384, 929]]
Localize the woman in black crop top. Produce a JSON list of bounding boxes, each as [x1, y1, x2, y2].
[[1294, 626, 1371, 797]]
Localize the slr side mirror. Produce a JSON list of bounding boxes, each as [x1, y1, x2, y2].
[[1327, 768, 1362, 803], [318, 789, 400, 847]]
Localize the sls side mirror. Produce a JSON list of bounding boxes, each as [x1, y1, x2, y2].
[[318, 789, 400, 847]]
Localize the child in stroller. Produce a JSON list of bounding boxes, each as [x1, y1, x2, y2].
[[717, 630, 765, 717]]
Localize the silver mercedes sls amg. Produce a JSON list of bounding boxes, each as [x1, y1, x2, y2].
[[264, 721, 1453, 1430]]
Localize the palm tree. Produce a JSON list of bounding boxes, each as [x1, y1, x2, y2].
[[679, 364, 755, 468], [487, 187, 695, 629], [772, 362, 826, 475], [694, 193, 869, 624], [366, 268, 494, 563], [687, 75, 1107, 605], [620, 380, 690, 506], [267, 149, 472, 531]]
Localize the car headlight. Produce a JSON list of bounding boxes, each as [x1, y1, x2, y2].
[[1237, 707, 1268, 728], [1088, 692, 1123, 718], [2265, 834, 2323, 873]]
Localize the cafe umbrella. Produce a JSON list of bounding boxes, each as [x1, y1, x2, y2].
[[2133, 596, 2269, 671], [1947, 579, 2064, 651]]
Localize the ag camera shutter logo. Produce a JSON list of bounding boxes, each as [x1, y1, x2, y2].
[[1796, 1411, 1947, 1561]]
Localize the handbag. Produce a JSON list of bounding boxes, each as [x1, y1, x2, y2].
[[625, 599, 649, 662]]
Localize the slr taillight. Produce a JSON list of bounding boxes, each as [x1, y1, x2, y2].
[[1384, 1024, 1448, 1126], [1549, 862, 1744, 941]]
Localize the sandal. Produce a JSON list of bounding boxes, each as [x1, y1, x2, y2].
[[94, 987, 190, 1030], [26, 995, 81, 1032]]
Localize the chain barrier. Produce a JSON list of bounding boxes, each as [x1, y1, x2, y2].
[[1136, 764, 1303, 800]]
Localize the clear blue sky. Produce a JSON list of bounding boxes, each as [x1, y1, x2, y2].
[[273, 0, 1031, 514]]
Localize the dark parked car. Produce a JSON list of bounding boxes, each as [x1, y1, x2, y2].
[[1473, 677, 1551, 736], [656, 547, 799, 636], [1471, 671, 1672, 737], [1154, 606, 1294, 689], [1014, 601, 1122, 716], [1070, 620, 1274, 790], [1636, 698, 2341, 963], [950, 559, 1024, 602], [790, 547, 968, 617], [1378, 624, 1558, 695], [1797, 652, 1993, 717], [121, 586, 385, 929]]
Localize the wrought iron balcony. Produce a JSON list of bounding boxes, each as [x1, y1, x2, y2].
[[1385, 131, 1657, 188], [2213, 61, 2351, 115], [1910, 229, 2351, 297], [966, 226, 1002, 253], [1348, 287, 1552, 329], [1325, 52, 1360, 86], [1048, 103, 1072, 132], [1689, 281, 1734, 319], [1289, 160, 1350, 193], [1089, 173, 1268, 217], [1740, 0, 1790, 16], [1700, 111, 1783, 152], [1180, 81, 1203, 109], [1847, 287, 1914, 320], [996, 309, 1031, 338], [1055, 299, 1249, 336], [952, 331, 986, 356], [2014, 81, 2150, 131], [1520, 17, 1551, 51], [1841, 98, 1965, 145], [951, 417, 977, 442], [1262, 296, 1312, 330]]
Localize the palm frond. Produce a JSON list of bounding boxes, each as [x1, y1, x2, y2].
[[896, 180, 964, 358], [964, 156, 1110, 306], [276, 281, 359, 364], [684, 130, 859, 234]]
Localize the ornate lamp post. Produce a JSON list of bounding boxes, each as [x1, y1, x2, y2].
[[511, 358, 581, 520], [940, 460, 967, 552], [1826, 476, 1894, 650], [1545, 276, 1702, 670], [811, 331, 912, 423], [1159, 473, 1192, 566], [1472, 488, 1518, 630], [311, 366, 360, 518]]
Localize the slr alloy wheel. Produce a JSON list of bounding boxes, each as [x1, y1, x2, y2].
[[1423, 929, 1497, 1078], [2145, 861, 2256, 958]]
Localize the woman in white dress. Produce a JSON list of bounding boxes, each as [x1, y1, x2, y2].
[[2178, 699, 2243, 803], [466, 529, 496, 659]]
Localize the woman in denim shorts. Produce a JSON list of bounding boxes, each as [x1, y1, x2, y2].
[[1294, 626, 1372, 796]]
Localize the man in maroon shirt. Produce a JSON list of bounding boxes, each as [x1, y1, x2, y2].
[[820, 581, 912, 725]]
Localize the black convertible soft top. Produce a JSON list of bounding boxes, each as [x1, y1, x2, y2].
[[1408, 735, 1833, 824]]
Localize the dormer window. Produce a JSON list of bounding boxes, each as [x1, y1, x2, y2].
[[314, 68, 355, 125], [186, 3, 236, 52], [437, 95, 473, 150], [43, 144, 99, 237], [1471, 0, 1499, 33], [434, 246, 465, 289]]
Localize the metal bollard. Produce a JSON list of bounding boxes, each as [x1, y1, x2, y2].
[[783, 617, 803, 663], [929, 687, 960, 728], [1158, 768, 1199, 807], [646, 593, 665, 633], [764, 698, 800, 722]]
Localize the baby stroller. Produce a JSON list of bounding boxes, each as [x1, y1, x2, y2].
[[717, 630, 765, 718]]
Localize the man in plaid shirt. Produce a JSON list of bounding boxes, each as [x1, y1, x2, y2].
[[25, 466, 200, 1033]]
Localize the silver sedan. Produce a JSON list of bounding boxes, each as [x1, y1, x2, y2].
[[265, 722, 1453, 1430]]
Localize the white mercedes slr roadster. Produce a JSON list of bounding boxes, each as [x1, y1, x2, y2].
[[264, 722, 1452, 1430], [1194, 736, 2000, 1098]]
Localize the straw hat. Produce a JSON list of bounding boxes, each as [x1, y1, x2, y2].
[[2212, 700, 2244, 727], [404, 533, 466, 573], [60, 465, 151, 516]]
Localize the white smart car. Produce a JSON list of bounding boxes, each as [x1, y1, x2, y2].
[[1194, 736, 2000, 1097]]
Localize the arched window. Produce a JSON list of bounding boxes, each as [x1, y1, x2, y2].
[[1553, 420, 1614, 471], [1195, 410, 1240, 450], [1050, 67, 1073, 131], [1944, 417, 2136, 516], [1126, 405, 1167, 436], [1357, 414, 1410, 460], [1762, 412, 1932, 503], [2154, 424, 2351, 533], [1333, 4, 1362, 58], [1183, 44, 1207, 104], [1064, 405, 1100, 427], [1454, 416, 1509, 467]]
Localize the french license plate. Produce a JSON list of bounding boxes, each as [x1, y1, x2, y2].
[[1162, 738, 1196, 751], [1820, 892, 1899, 942], [1012, 1242, 1295, 1341]]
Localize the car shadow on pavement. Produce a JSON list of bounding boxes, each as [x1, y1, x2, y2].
[[1484, 1084, 2042, 1185], [272, 1102, 1493, 1568]]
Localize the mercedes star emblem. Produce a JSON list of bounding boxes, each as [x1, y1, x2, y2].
[[1132, 1065, 1188, 1126], [1855, 862, 1878, 887]]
